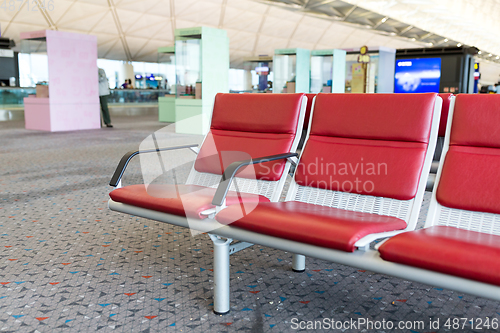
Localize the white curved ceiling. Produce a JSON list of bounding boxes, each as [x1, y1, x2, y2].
[[1, 0, 499, 83], [1, 0, 425, 67], [344, 0, 500, 57]]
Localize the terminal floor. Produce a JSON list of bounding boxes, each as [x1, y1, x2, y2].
[[0, 115, 499, 333]]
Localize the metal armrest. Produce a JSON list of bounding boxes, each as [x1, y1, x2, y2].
[[109, 144, 199, 187], [211, 152, 298, 207]]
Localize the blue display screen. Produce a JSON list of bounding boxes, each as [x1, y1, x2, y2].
[[394, 58, 441, 93]]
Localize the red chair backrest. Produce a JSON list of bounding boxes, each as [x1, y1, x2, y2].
[[295, 93, 437, 200], [438, 93, 453, 137], [194, 93, 305, 181], [436, 94, 500, 214]]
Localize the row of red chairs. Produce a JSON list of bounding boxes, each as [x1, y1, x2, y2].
[[108, 92, 500, 314]]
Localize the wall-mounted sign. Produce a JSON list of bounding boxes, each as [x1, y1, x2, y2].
[[255, 66, 269, 75], [357, 46, 370, 63]]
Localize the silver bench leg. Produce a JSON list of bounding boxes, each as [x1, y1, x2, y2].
[[210, 234, 232, 315], [292, 254, 305, 272]]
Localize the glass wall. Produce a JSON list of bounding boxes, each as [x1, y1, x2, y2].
[[96, 59, 123, 89], [108, 89, 167, 104], [228, 69, 274, 93], [273, 54, 296, 93], [0, 87, 35, 106], [19, 39, 49, 87], [0, 87, 168, 106], [228, 69, 246, 92], [175, 38, 201, 98], [14, 53, 276, 105], [132, 60, 175, 91], [310, 55, 333, 93], [18, 56, 176, 91]]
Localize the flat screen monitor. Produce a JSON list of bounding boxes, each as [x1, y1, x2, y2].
[[394, 58, 441, 93]]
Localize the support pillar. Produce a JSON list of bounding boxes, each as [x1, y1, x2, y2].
[[210, 235, 232, 315], [292, 254, 305, 272]]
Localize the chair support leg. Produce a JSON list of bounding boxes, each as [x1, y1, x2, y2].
[[210, 234, 232, 315], [292, 254, 305, 272]]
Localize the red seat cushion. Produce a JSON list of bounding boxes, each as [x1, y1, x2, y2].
[[215, 201, 407, 252], [438, 93, 453, 137], [379, 226, 500, 286], [110, 184, 270, 220]]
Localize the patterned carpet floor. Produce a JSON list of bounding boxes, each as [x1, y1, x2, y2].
[[1, 115, 499, 332]]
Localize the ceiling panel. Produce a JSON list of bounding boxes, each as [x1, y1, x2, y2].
[[61, 12, 108, 33], [1, 0, 497, 79], [226, 29, 257, 52], [255, 34, 288, 54], [226, 0, 269, 14], [43, 0, 76, 25], [9, 6, 49, 26], [259, 16, 298, 39], [82, 12, 119, 35], [291, 23, 327, 44], [56, 2, 109, 26], [222, 7, 264, 33]]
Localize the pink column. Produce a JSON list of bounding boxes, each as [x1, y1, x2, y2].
[[22, 30, 101, 132]]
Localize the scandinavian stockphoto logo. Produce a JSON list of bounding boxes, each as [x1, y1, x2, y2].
[[138, 116, 389, 236], [297, 157, 388, 193], [138, 115, 261, 236]]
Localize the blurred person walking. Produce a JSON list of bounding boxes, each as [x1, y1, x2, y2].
[[98, 68, 113, 128]]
